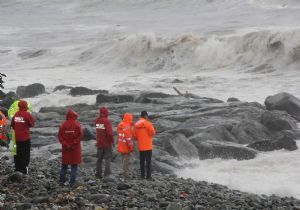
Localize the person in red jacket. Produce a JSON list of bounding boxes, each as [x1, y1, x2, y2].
[[94, 107, 114, 178], [58, 109, 83, 186], [117, 113, 134, 179], [133, 111, 156, 180], [0, 110, 8, 148], [10, 100, 35, 174]]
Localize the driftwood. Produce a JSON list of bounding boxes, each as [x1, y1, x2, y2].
[[173, 87, 190, 98]]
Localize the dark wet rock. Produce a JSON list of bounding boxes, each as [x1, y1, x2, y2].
[[154, 119, 180, 133], [70, 86, 108, 96], [265, 92, 300, 121], [261, 110, 297, 131], [190, 140, 257, 160], [0, 91, 19, 109], [248, 133, 298, 151], [189, 125, 237, 143], [96, 94, 134, 104], [16, 83, 45, 98], [231, 120, 270, 144], [117, 183, 131, 190], [7, 172, 23, 183], [227, 97, 240, 102], [83, 125, 96, 141], [164, 134, 198, 159], [0, 90, 6, 99], [171, 79, 184, 83], [31, 136, 57, 147], [53, 85, 73, 92]]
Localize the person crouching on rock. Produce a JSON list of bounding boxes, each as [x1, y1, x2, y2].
[[94, 107, 114, 179], [133, 111, 156, 180], [58, 109, 83, 187], [11, 100, 35, 174], [117, 113, 134, 179]]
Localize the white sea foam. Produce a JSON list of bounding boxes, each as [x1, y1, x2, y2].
[[177, 141, 300, 198]]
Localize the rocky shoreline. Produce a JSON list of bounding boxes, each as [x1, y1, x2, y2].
[[1, 83, 300, 209], [1, 157, 300, 210]]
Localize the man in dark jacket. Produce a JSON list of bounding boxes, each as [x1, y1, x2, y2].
[[11, 100, 35, 174], [58, 109, 83, 187], [94, 107, 114, 178]]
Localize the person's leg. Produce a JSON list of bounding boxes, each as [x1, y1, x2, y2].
[[14, 142, 21, 172], [123, 153, 130, 178], [146, 150, 152, 179], [59, 164, 68, 184], [139, 151, 146, 179], [104, 147, 112, 176], [70, 164, 78, 186], [23, 141, 30, 174], [18, 141, 27, 174], [96, 148, 104, 178]]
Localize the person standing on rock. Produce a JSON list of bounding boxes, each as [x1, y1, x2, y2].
[[133, 111, 156, 180], [10, 100, 35, 174], [58, 109, 83, 187], [94, 107, 114, 178], [117, 112, 134, 179]]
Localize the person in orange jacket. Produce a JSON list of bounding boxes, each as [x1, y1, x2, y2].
[[133, 111, 156, 180], [117, 113, 134, 179], [0, 110, 8, 148]]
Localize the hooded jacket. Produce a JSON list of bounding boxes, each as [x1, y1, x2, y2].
[[11, 100, 35, 142], [117, 113, 134, 154], [58, 109, 83, 164], [133, 117, 156, 151], [94, 107, 114, 148]]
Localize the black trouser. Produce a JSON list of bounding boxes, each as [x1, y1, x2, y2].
[[14, 141, 30, 174], [139, 150, 152, 179]]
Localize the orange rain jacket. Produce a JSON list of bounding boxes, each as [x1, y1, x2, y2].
[[133, 117, 156, 151], [0, 111, 7, 141], [117, 113, 134, 154]]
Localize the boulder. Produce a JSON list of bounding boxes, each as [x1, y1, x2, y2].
[[260, 110, 297, 131], [154, 119, 180, 133], [231, 120, 270, 144], [265, 92, 300, 121], [163, 134, 199, 159], [134, 92, 174, 103], [248, 132, 298, 151], [189, 125, 237, 143], [227, 97, 240, 102], [0, 91, 19, 109], [53, 85, 72, 92], [83, 125, 96, 141], [0, 90, 6, 99], [96, 94, 134, 104], [16, 83, 45, 98], [70, 87, 108, 96], [190, 140, 257, 160]]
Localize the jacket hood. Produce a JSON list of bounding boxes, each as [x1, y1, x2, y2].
[[18, 100, 28, 111], [100, 107, 108, 118], [66, 109, 78, 120], [123, 112, 133, 124]]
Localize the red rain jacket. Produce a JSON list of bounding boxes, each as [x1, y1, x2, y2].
[[58, 109, 83, 164], [117, 113, 134, 154], [94, 107, 114, 149], [11, 100, 35, 142]]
